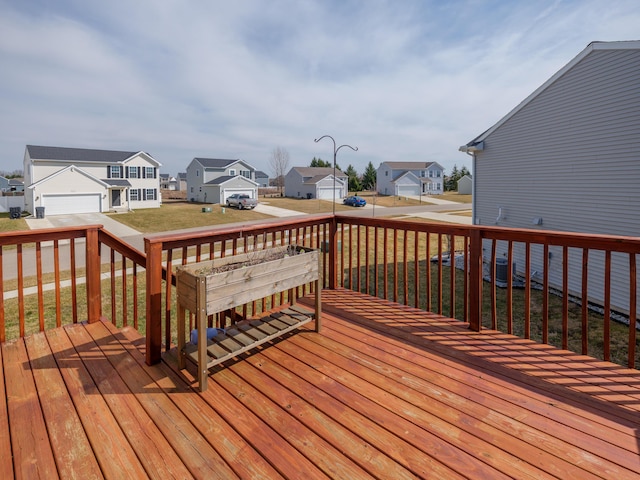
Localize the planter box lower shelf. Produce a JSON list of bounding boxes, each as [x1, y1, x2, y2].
[[183, 305, 314, 369]]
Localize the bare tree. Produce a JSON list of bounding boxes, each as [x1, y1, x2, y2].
[[269, 146, 290, 196]]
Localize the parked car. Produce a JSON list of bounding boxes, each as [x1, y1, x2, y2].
[[343, 196, 367, 207], [226, 194, 258, 209]]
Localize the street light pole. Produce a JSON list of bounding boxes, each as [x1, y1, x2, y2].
[[314, 135, 358, 215]]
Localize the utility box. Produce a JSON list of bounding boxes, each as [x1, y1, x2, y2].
[[36, 207, 45, 219]]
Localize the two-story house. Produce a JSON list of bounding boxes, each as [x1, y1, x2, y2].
[[159, 174, 177, 190], [376, 161, 445, 196], [284, 167, 348, 200], [186, 158, 258, 204], [23, 145, 161, 215]]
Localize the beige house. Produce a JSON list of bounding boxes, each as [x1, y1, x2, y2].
[[24, 145, 161, 215]]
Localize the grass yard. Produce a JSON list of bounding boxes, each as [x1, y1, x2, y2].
[[0, 212, 29, 233], [260, 196, 354, 214], [106, 202, 270, 233]]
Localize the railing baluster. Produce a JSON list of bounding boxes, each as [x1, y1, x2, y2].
[[603, 250, 611, 361], [383, 227, 388, 300], [426, 232, 431, 312], [110, 249, 116, 324], [562, 246, 569, 350], [356, 225, 361, 293], [581, 249, 589, 355], [506, 241, 513, 334], [36, 242, 44, 331], [490, 240, 497, 329], [437, 234, 443, 314], [628, 253, 636, 369], [450, 234, 456, 319], [403, 229, 408, 306], [133, 263, 138, 330], [414, 231, 420, 309], [393, 229, 398, 303], [542, 244, 549, 344], [122, 256, 128, 327], [53, 240, 61, 328], [70, 239, 78, 324], [16, 243, 24, 336], [524, 242, 531, 339], [365, 225, 370, 296], [373, 226, 378, 297]]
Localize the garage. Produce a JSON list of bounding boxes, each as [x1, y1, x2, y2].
[[222, 189, 255, 203], [42, 193, 102, 215], [317, 187, 342, 200], [396, 185, 420, 196]]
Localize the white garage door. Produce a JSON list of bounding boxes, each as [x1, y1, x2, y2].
[[317, 187, 342, 200], [397, 185, 420, 196], [222, 189, 255, 203], [42, 194, 102, 215]]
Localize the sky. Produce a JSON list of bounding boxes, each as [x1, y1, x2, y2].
[[1, 0, 639, 178]]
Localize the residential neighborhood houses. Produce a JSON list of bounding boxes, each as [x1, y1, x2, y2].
[[11, 144, 461, 216], [459, 40, 640, 321]]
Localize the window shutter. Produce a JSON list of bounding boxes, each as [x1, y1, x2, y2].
[[142, 167, 146, 178], [107, 166, 111, 178], [154, 189, 157, 200], [154, 168, 157, 179], [143, 189, 147, 200], [138, 167, 141, 178], [125, 166, 129, 178], [119, 166, 124, 178]]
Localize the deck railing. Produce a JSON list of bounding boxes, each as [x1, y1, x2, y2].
[[0, 215, 637, 370]]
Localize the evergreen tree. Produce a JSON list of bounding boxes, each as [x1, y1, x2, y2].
[[310, 157, 332, 168], [361, 161, 377, 191], [345, 164, 362, 192]]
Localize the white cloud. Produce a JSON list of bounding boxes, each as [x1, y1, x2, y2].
[[0, 0, 639, 176]]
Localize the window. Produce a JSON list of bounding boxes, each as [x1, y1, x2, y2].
[[190, 187, 194, 193], [129, 189, 139, 201], [436, 183, 441, 190], [436, 171, 441, 178], [144, 188, 157, 201], [128, 166, 139, 178], [385, 171, 388, 176], [421, 171, 426, 177], [145, 167, 155, 178], [429, 171, 433, 178], [240, 170, 251, 178], [196, 170, 199, 177], [110, 166, 122, 178], [229, 169, 236, 176]]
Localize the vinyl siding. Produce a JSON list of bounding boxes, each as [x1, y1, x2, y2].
[[474, 48, 640, 318]]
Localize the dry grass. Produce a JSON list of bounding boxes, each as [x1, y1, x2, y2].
[[106, 202, 270, 233]]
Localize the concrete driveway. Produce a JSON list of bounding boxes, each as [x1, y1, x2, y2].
[[25, 212, 141, 238]]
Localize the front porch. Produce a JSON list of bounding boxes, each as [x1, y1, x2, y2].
[[3, 289, 639, 479]]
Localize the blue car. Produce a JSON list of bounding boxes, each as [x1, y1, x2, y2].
[[343, 195, 367, 207]]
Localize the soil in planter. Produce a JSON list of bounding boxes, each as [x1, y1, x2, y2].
[[194, 246, 309, 275]]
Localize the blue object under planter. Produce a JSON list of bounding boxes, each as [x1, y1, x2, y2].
[[190, 327, 225, 344]]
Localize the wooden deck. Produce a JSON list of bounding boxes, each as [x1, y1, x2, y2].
[[2, 289, 640, 479]]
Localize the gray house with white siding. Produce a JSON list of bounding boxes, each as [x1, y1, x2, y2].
[[459, 40, 640, 320], [376, 161, 445, 196], [186, 157, 258, 204]]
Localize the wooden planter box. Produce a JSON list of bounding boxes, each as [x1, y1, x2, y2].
[[175, 245, 321, 390]]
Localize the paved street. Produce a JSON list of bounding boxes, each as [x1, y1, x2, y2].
[[4, 201, 471, 280]]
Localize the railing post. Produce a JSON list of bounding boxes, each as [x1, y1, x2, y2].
[[85, 227, 102, 323], [145, 239, 163, 365], [329, 217, 338, 289], [468, 228, 482, 331]]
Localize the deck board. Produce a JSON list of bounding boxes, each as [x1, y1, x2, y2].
[[2, 288, 640, 479]]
